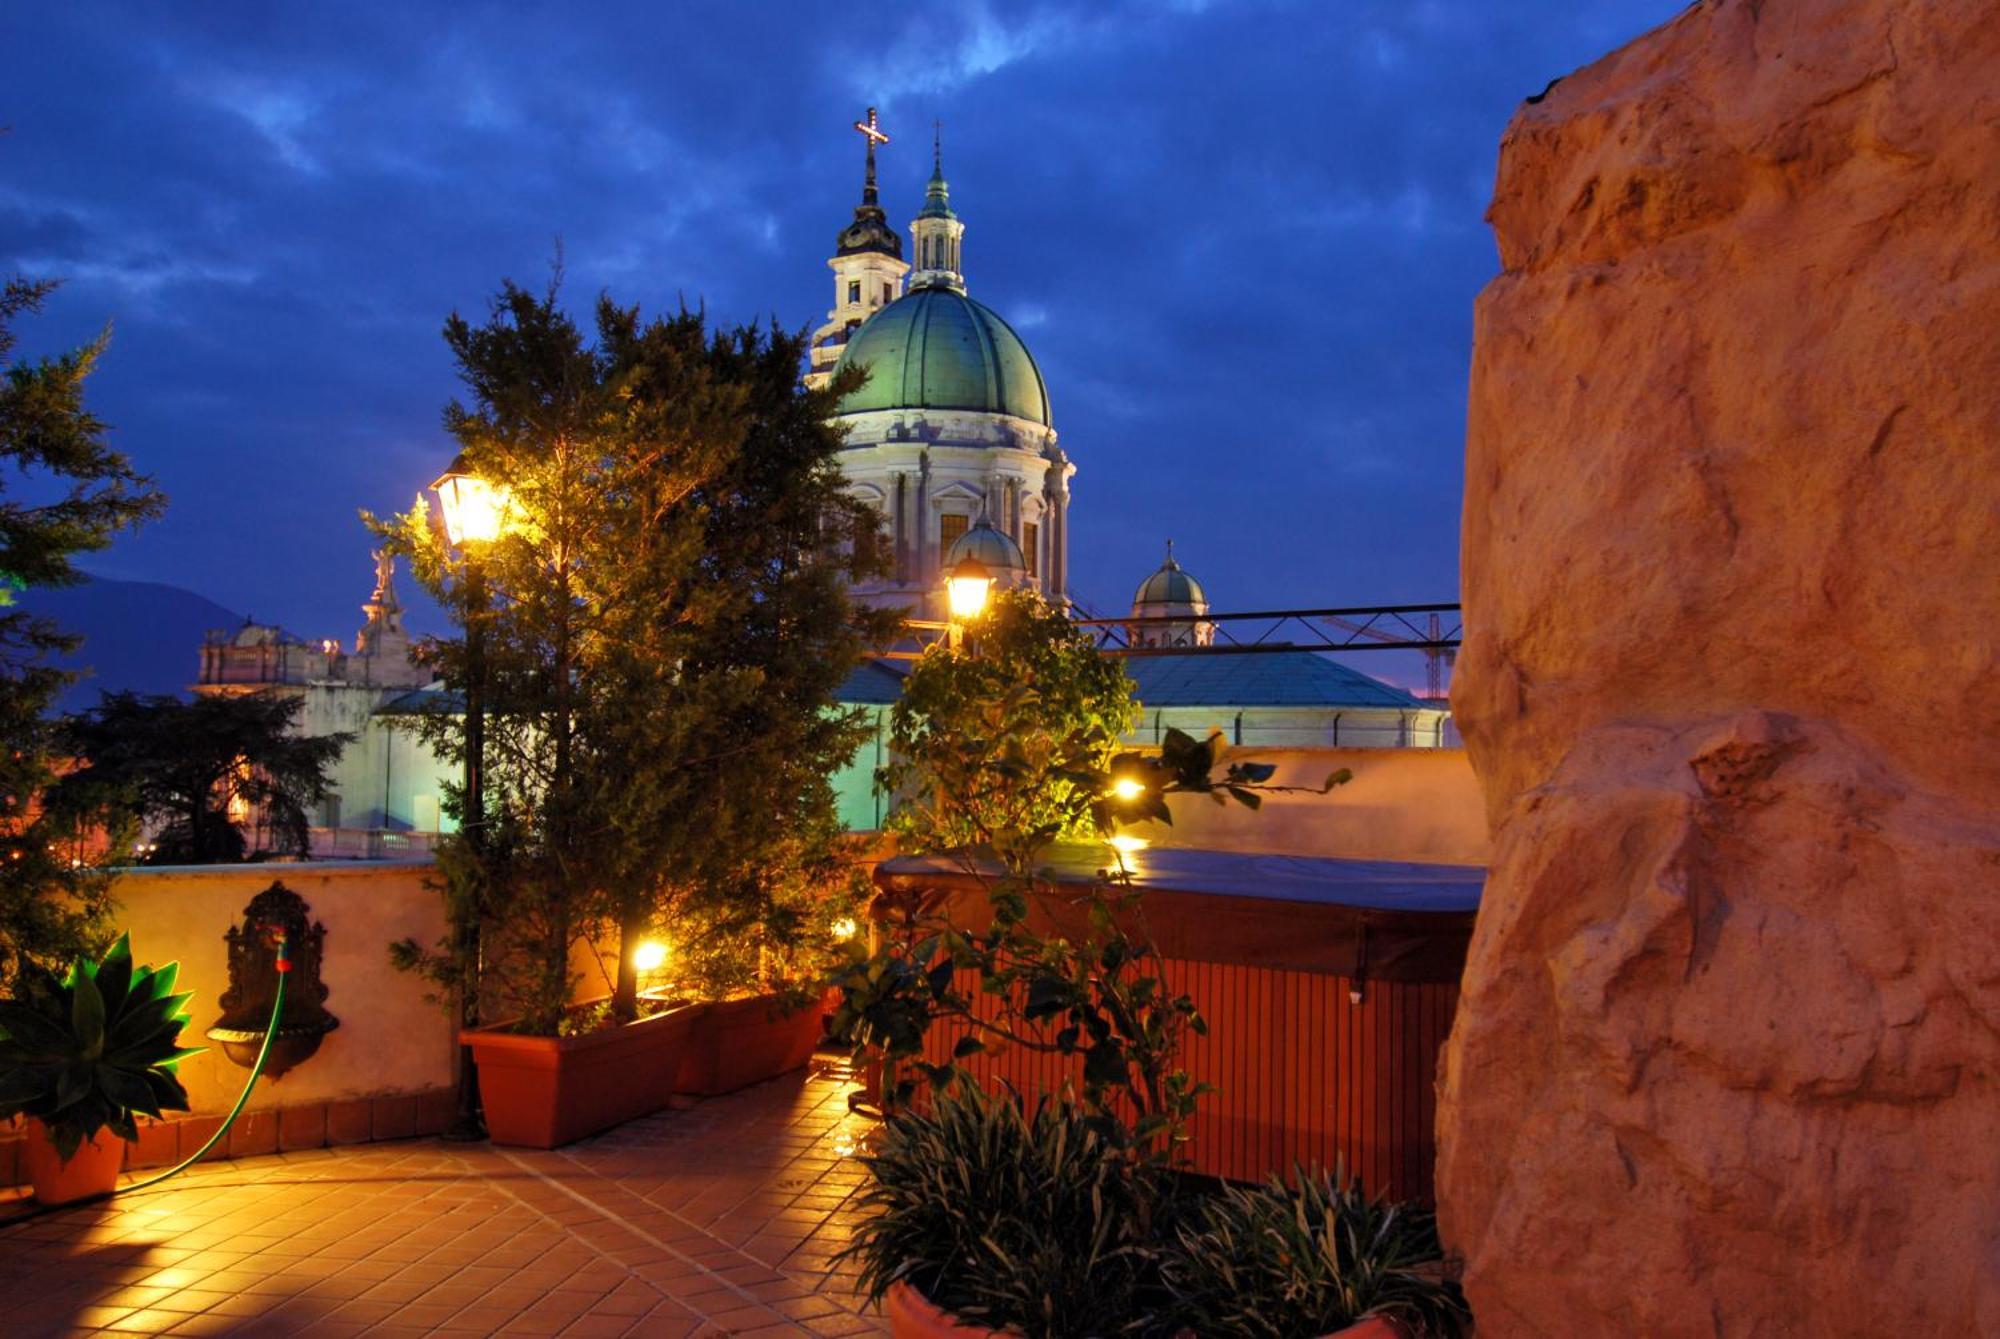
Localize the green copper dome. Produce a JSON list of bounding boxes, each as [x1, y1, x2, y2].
[[834, 286, 1051, 427], [1133, 543, 1207, 609]]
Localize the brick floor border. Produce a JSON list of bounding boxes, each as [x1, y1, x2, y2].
[[3, 1090, 458, 1189]]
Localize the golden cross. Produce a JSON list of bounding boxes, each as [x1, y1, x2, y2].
[[853, 107, 889, 147]]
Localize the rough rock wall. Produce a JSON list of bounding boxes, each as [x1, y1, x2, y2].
[[1437, 2, 2000, 1335]]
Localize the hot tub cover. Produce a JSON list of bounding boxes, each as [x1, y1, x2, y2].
[[873, 844, 1483, 984]]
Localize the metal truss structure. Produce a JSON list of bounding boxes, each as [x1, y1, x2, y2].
[[1075, 603, 1462, 695], [881, 603, 1464, 695]]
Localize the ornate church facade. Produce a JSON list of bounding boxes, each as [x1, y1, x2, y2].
[[804, 112, 1073, 621]]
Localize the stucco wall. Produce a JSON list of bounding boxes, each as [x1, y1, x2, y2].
[[316, 706, 457, 837], [111, 860, 453, 1115], [1126, 746, 1486, 865]]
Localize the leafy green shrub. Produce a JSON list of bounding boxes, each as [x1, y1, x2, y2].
[[842, 1083, 1168, 1337], [0, 933, 202, 1158], [1161, 1165, 1469, 1338]]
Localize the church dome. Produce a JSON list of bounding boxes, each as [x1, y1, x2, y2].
[[834, 286, 1051, 428], [1132, 543, 1207, 612], [943, 516, 1027, 576]]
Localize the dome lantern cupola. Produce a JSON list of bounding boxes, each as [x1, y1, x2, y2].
[[1129, 541, 1213, 648], [909, 127, 966, 293]]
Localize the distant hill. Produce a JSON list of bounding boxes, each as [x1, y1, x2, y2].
[[16, 577, 247, 714]]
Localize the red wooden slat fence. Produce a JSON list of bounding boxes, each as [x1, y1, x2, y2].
[[918, 963, 1458, 1202]]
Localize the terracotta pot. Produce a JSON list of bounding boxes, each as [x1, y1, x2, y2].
[[1324, 1318, 1412, 1339], [885, 1281, 1010, 1338], [883, 1280, 1414, 1338], [464, 1001, 698, 1148], [675, 991, 828, 1098], [22, 1119, 126, 1206]]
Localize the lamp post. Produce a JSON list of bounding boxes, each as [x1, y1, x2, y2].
[[430, 452, 508, 1142], [944, 555, 992, 651]]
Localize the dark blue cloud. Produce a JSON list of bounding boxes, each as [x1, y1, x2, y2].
[[1, 0, 1678, 683]]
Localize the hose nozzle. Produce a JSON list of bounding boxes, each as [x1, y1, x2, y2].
[[254, 920, 293, 972]]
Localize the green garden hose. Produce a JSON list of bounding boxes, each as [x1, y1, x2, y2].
[[0, 929, 291, 1227]]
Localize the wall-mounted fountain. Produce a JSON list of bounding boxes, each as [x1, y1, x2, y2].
[[205, 882, 340, 1078]]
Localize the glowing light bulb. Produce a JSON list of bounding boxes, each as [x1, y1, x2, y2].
[[1108, 776, 1146, 801], [946, 570, 991, 622], [431, 460, 513, 548], [633, 941, 668, 973], [1107, 834, 1148, 854], [831, 917, 859, 941]]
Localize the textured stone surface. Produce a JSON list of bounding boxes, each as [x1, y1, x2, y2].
[[1438, 2, 2000, 1335]]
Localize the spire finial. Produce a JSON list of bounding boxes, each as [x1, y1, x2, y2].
[[933, 120, 942, 174], [1165, 538, 1177, 567], [853, 107, 889, 207]]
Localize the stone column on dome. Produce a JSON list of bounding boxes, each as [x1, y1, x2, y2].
[[891, 471, 907, 584], [916, 449, 932, 588], [1056, 486, 1069, 599], [1041, 472, 1057, 597]]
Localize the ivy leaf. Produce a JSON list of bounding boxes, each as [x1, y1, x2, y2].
[[1023, 974, 1070, 1021], [926, 958, 956, 1000], [990, 888, 1028, 926], [1082, 1039, 1127, 1088]]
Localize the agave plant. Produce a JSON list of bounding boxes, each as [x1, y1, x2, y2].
[[0, 933, 203, 1160], [1160, 1163, 1470, 1338]]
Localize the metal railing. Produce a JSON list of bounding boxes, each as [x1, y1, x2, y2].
[[878, 604, 1463, 685], [1071, 603, 1461, 656]]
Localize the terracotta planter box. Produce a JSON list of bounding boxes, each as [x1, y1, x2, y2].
[[464, 1002, 698, 1148], [885, 1281, 1008, 1338], [22, 1119, 126, 1206], [883, 1281, 1412, 1338], [675, 991, 827, 1098]]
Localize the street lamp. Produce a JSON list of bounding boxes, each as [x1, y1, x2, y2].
[[429, 452, 508, 1142], [945, 555, 992, 624], [431, 453, 510, 547], [944, 554, 992, 654]]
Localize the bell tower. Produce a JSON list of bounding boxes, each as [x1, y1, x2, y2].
[[806, 108, 911, 391], [907, 126, 965, 293]]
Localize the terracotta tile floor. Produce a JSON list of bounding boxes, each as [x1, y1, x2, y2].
[[0, 1056, 889, 1337]]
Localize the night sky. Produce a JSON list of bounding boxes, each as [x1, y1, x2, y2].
[[3, 1, 1678, 668]]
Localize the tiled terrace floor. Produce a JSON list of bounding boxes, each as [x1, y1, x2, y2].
[[0, 1056, 888, 1337]]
